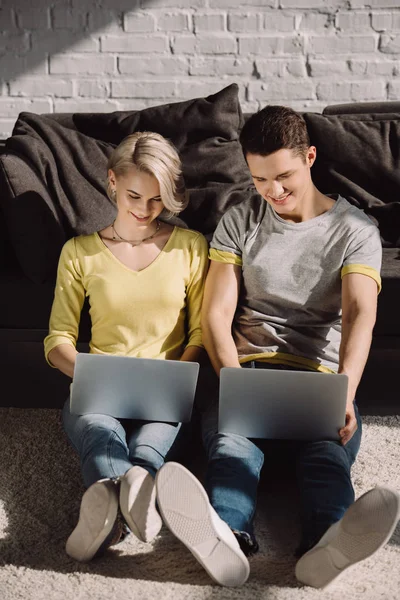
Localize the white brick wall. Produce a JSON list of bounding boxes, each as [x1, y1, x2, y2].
[[1, 0, 400, 139]]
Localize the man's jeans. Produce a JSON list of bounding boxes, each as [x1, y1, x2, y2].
[[201, 362, 362, 555], [62, 398, 181, 488]]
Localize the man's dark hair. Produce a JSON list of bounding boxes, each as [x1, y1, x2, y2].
[[239, 105, 310, 160]]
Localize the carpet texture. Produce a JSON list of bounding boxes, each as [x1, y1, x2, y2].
[[0, 408, 399, 600]]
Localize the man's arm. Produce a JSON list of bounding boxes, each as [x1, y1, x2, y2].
[[338, 272, 378, 445], [201, 261, 242, 376]]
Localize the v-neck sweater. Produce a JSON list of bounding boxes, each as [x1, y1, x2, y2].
[[44, 227, 209, 364]]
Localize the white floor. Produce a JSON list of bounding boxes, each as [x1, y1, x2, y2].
[[0, 409, 399, 600]]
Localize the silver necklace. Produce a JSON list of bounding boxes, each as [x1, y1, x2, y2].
[[111, 219, 160, 247]]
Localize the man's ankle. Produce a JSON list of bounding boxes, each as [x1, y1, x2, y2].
[[232, 530, 259, 557]]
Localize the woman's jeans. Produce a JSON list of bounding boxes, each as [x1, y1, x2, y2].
[[200, 362, 362, 555], [62, 398, 182, 488]]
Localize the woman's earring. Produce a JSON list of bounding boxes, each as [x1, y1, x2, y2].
[[112, 189, 116, 201]]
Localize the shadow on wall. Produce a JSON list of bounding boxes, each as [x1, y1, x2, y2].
[[0, 0, 162, 85]]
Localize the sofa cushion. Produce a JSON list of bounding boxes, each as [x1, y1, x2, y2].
[[0, 84, 252, 283], [0, 268, 91, 341], [303, 112, 400, 248], [374, 248, 400, 337]]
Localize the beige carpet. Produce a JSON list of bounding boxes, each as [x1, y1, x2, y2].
[[0, 408, 399, 600]]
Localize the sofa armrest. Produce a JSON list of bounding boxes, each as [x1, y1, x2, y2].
[[0, 141, 20, 275], [0, 150, 65, 282]]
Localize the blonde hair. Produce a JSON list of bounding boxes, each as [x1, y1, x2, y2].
[[107, 131, 188, 215]]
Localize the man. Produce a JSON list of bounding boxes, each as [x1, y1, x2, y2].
[[155, 106, 400, 588]]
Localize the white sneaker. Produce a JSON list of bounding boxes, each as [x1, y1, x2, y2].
[[66, 479, 119, 562], [155, 461, 250, 587], [295, 486, 400, 589], [119, 465, 162, 543]]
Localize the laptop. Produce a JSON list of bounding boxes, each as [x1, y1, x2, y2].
[[70, 353, 199, 422], [218, 367, 348, 441]]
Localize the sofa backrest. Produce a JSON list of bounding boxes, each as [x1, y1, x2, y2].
[[302, 107, 400, 248], [0, 84, 254, 283], [1, 95, 400, 283], [323, 101, 400, 115]]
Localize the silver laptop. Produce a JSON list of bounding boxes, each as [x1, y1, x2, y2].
[[70, 353, 199, 422], [218, 367, 348, 441]]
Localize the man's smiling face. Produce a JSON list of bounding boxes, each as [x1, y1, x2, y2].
[[246, 147, 316, 221]]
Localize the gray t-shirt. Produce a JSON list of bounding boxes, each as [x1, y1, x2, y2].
[[210, 194, 382, 372]]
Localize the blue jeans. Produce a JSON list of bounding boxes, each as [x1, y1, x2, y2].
[[62, 398, 182, 488], [201, 362, 362, 555]]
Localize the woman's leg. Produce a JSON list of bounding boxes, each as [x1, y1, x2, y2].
[[62, 397, 133, 488], [126, 420, 182, 478], [62, 398, 133, 561], [115, 419, 182, 543]]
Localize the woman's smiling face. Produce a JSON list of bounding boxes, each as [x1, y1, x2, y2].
[[109, 166, 165, 227]]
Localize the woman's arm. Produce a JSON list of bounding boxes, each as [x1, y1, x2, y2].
[[201, 261, 242, 376], [180, 345, 205, 363], [48, 344, 78, 378], [44, 238, 85, 376]]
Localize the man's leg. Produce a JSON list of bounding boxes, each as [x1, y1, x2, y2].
[[155, 458, 252, 587], [201, 399, 264, 547], [295, 405, 362, 556], [155, 367, 261, 586], [295, 404, 400, 588]]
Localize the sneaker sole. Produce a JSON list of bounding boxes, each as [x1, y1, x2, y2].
[[155, 462, 250, 587], [295, 486, 400, 589], [119, 466, 162, 543], [66, 480, 119, 562]]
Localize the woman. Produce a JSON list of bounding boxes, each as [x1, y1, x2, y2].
[[44, 132, 208, 562]]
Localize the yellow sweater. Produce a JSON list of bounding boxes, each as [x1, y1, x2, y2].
[[44, 227, 209, 364]]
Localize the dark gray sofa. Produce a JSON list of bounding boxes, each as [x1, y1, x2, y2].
[[1, 87, 399, 414]]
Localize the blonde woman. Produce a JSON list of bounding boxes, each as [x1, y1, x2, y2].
[[44, 132, 208, 562]]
